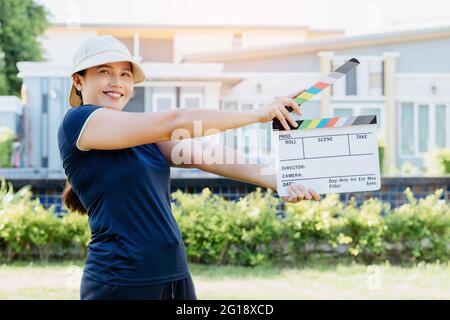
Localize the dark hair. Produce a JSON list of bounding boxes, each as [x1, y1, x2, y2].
[[62, 69, 88, 215], [62, 179, 86, 215]]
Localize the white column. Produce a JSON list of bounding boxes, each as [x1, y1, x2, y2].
[[203, 82, 222, 145], [318, 51, 334, 117], [133, 31, 142, 62], [383, 52, 400, 173], [203, 82, 222, 110]]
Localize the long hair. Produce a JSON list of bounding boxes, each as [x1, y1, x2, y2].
[[62, 69, 87, 215]]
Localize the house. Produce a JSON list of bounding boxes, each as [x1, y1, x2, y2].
[[2, 22, 450, 211], [182, 25, 450, 172]]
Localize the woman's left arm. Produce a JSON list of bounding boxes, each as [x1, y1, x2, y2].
[[156, 140, 321, 202]]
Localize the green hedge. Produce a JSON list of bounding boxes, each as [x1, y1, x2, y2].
[[0, 177, 449, 264], [0, 178, 90, 261], [0, 127, 15, 168], [425, 148, 450, 175]]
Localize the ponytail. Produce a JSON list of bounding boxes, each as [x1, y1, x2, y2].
[[62, 177, 87, 215]]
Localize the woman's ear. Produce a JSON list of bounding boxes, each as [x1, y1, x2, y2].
[[72, 74, 83, 91]]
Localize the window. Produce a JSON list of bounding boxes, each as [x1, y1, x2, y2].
[[240, 126, 251, 154], [369, 73, 381, 88], [153, 94, 175, 111], [222, 101, 238, 110], [221, 100, 239, 150], [260, 122, 271, 153], [400, 102, 449, 156], [184, 98, 200, 108], [180, 87, 203, 109], [238, 104, 255, 155], [418, 104, 430, 153], [345, 67, 357, 96], [224, 129, 237, 150], [332, 57, 384, 97], [369, 60, 383, 96], [436, 104, 447, 147], [124, 87, 145, 112], [241, 103, 253, 111], [219, 100, 274, 163], [181, 94, 203, 108], [401, 102, 414, 155]]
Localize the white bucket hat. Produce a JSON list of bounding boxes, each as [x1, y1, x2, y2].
[[69, 35, 145, 107]]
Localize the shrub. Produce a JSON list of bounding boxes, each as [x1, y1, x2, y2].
[[338, 198, 389, 261], [60, 211, 90, 259], [0, 177, 449, 265], [172, 188, 233, 264], [283, 193, 346, 259], [0, 127, 14, 168], [425, 148, 450, 175], [0, 177, 65, 260], [226, 188, 282, 266], [378, 134, 385, 174], [384, 188, 450, 262], [173, 188, 283, 266]]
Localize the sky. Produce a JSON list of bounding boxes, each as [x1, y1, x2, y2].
[[39, 0, 450, 35]]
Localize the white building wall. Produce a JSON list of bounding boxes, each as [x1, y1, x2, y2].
[[173, 32, 234, 63], [222, 73, 320, 99], [0, 96, 23, 135], [242, 30, 308, 47], [41, 31, 97, 62], [397, 74, 450, 99]]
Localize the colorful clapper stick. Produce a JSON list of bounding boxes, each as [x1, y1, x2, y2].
[[273, 58, 360, 130], [296, 114, 377, 130], [294, 58, 360, 105]]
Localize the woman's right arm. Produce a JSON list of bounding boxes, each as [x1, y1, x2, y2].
[[78, 90, 304, 151]]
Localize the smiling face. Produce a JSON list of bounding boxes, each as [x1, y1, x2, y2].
[[72, 61, 135, 110]]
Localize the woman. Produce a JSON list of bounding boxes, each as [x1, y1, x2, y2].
[[57, 35, 320, 300]]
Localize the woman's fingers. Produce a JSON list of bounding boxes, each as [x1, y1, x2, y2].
[[286, 186, 298, 202], [275, 108, 291, 131], [281, 97, 303, 117], [283, 184, 322, 203], [261, 93, 303, 126], [279, 105, 299, 128], [297, 184, 312, 200], [291, 184, 305, 201], [308, 188, 321, 201]]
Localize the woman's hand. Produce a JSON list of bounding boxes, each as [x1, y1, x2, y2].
[[281, 183, 321, 203], [256, 89, 305, 130]]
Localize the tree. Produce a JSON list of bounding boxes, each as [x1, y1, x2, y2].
[[0, 0, 49, 95]]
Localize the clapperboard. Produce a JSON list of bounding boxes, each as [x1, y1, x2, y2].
[[273, 58, 381, 196]]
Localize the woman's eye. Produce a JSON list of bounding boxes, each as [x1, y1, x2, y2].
[[122, 73, 132, 77], [100, 69, 109, 74]]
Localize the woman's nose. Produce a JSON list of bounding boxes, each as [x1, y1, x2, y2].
[[109, 74, 123, 87]]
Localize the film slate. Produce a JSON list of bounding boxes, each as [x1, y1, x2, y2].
[[272, 58, 381, 196]]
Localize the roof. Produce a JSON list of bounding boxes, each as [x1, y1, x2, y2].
[[15, 61, 243, 85], [51, 22, 343, 33], [182, 25, 450, 62]]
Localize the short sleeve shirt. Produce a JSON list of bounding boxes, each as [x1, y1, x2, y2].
[[57, 105, 190, 286]]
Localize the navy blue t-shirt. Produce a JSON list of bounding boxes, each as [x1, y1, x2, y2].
[[57, 104, 190, 286]]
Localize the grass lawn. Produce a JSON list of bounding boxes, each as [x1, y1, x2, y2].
[[0, 260, 449, 300]]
